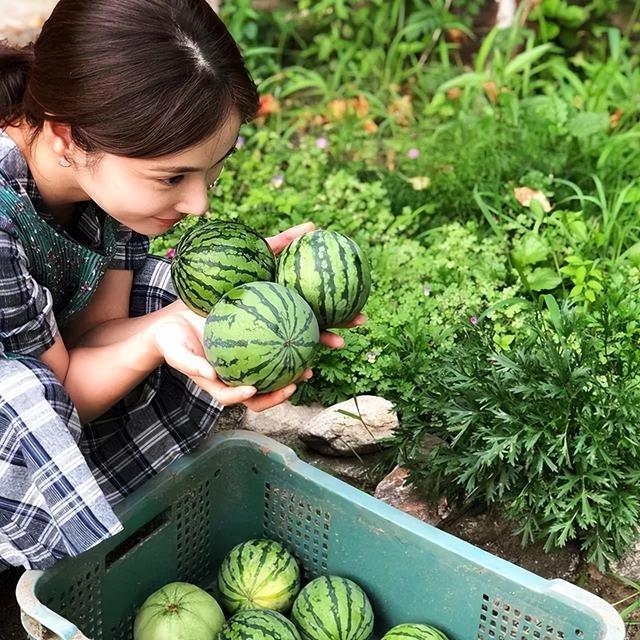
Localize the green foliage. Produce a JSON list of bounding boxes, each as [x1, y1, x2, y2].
[[395, 281, 640, 568], [146, 5, 640, 566]]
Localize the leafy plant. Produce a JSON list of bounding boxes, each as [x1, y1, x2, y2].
[[396, 288, 640, 569]]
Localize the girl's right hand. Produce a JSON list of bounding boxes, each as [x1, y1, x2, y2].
[[151, 314, 313, 412]]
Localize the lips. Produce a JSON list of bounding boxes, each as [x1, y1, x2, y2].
[[153, 215, 183, 224]]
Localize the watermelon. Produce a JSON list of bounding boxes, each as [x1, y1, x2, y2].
[[133, 582, 225, 640], [381, 624, 450, 640], [219, 609, 301, 640], [217, 539, 301, 614], [276, 230, 371, 329], [171, 220, 275, 316], [203, 282, 319, 393], [291, 575, 374, 640]]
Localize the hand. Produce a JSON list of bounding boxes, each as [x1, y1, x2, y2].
[[152, 314, 313, 412], [265, 221, 369, 348]]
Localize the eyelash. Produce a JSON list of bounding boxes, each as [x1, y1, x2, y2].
[[161, 175, 185, 187], [158, 147, 237, 187]]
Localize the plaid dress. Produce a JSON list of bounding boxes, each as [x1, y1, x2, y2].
[[0, 131, 222, 569]]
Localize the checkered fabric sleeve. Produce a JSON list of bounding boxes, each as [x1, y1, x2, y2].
[[0, 230, 59, 358]]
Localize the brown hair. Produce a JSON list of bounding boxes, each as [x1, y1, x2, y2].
[[0, 0, 259, 158]]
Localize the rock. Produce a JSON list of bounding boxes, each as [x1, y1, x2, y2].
[[298, 395, 398, 457], [301, 448, 393, 494], [219, 400, 324, 452], [611, 542, 640, 581], [374, 465, 450, 526]]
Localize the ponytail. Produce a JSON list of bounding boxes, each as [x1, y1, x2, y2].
[[0, 41, 34, 127]]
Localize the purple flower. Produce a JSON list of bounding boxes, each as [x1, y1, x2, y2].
[[407, 148, 420, 159], [236, 135, 245, 148], [271, 174, 284, 188], [166, 247, 176, 260], [470, 315, 478, 326], [315, 136, 329, 150], [423, 285, 431, 297]]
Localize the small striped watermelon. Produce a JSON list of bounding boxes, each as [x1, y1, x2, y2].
[[381, 624, 450, 640], [171, 220, 275, 316], [219, 610, 301, 640], [276, 230, 371, 329], [203, 282, 319, 393], [217, 539, 301, 614], [291, 575, 374, 640]]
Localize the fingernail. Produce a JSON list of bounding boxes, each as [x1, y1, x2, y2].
[[284, 385, 296, 398], [242, 387, 257, 399]]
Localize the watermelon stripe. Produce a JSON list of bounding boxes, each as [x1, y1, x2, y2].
[[296, 588, 337, 640]]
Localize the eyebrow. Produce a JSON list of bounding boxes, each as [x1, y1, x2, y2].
[[149, 142, 237, 173]]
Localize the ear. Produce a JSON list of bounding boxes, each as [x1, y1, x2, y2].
[[41, 121, 74, 158]]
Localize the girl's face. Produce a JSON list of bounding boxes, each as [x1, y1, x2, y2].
[[74, 112, 241, 236]]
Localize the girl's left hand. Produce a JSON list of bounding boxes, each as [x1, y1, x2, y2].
[[265, 221, 368, 348]]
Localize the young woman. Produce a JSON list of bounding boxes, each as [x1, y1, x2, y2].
[[0, 0, 364, 569]]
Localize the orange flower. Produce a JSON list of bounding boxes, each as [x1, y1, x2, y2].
[[350, 95, 370, 119], [483, 81, 499, 103], [610, 107, 623, 129], [387, 95, 413, 126], [328, 99, 348, 121], [256, 94, 280, 118], [363, 119, 378, 134]]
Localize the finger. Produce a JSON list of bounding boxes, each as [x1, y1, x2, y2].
[[293, 368, 314, 382], [320, 331, 345, 349], [331, 313, 368, 329], [244, 383, 297, 412], [265, 221, 316, 255], [191, 374, 257, 405], [164, 345, 214, 379]]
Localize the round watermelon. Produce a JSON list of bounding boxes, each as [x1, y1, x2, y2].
[[217, 539, 301, 614], [219, 609, 301, 640], [291, 575, 374, 640], [276, 230, 371, 329], [133, 582, 225, 640], [203, 282, 319, 393], [381, 624, 450, 640], [171, 220, 276, 316]]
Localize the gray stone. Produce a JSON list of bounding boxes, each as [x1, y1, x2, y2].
[[611, 542, 640, 582], [298, 395, 398, 457], [224, 400, 324, 451]]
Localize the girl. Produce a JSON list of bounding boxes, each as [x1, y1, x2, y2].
[[0, 0, 364, 570]]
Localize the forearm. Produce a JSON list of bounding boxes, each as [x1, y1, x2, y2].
[[65, 329, 163, 424], [73, 299, 189, 348]]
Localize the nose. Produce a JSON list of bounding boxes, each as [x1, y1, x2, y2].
[[175, 180, 209, 217]]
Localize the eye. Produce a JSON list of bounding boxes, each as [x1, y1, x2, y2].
[[161, 175, 184, 186]]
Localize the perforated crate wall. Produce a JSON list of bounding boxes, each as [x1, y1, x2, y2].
[[263, 481, 330, 580], [477, 593, 585, 640]]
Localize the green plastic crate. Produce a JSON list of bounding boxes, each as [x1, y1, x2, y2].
[[16, 430, 625, 640]]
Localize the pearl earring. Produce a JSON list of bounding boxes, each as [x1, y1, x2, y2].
[[58, 156, 71, 168]]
